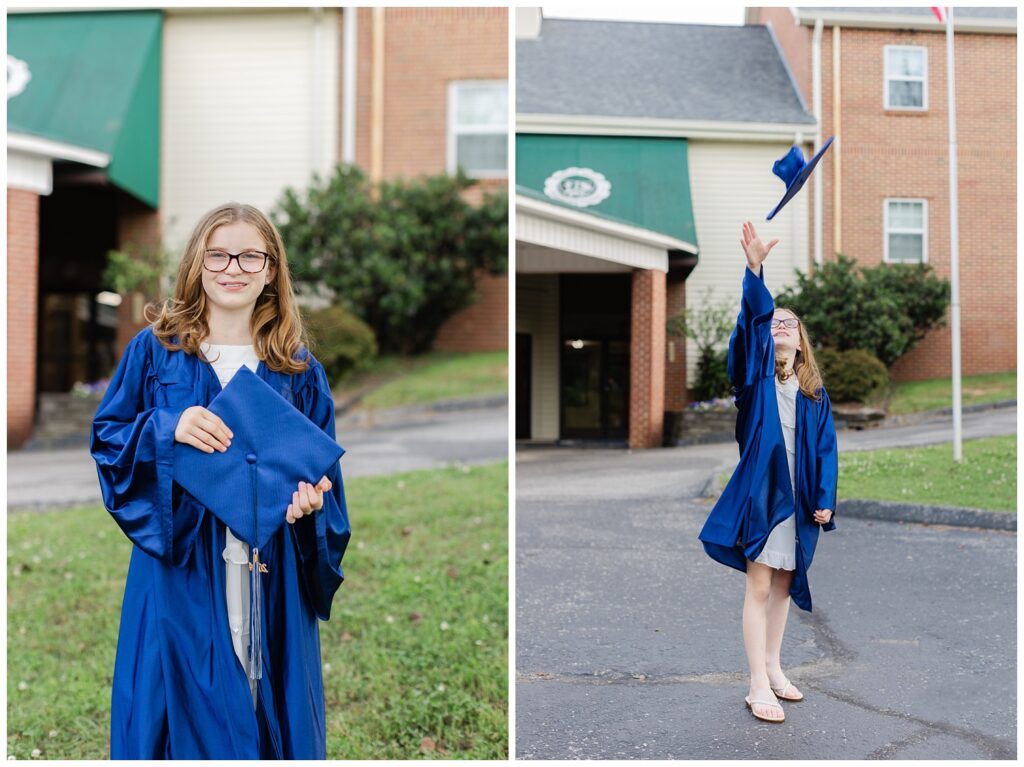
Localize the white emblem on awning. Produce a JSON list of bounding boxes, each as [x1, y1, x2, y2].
[[7, 55, 31, 100], [543, 167, 612, 208]]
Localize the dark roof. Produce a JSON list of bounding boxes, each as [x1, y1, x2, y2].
[[517, 19, 816, 125], [799, 7, 1016, 21]]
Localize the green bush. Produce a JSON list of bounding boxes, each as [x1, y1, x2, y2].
[[775, 255, 949, 367], [816, 347, 890, 403], [274, 164, 508, 354], [668, 287, 735, 401], [302, 304, 378, 382], [694, 347, 732, 401]]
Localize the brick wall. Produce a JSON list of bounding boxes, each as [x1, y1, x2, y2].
[[350, 7, 507, 179], [629, 269, 666, 448], [664, 279, 688, 410], [346, 7, 509, 352], [822, 28, 1015, 380], [433, 270, 509, 353], [754, 7, 813, 105], [8, 188, 40, 448], [752, 12, 1016, 381]]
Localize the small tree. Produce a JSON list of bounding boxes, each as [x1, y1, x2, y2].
[[274, 164, 508, 354], [103, 243, 171, 301], [668, 287, 735, 401], [775, 255, 949, 367]]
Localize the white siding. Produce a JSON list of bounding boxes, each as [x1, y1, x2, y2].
[[161, 9, 339, 252], [517, 208, 669, 272], [6, 150, 52, 195], [516, 273, 560, 441], [685, 140, 810, 384]]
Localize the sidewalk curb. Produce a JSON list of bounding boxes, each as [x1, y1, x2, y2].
[[336, 393, 507, 429], [868, 398, 1016, 429], [838, 498, 1016, 531]]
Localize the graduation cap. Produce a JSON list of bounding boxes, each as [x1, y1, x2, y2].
[[766, 136, 835, 221], [173, 364, 344, 682]]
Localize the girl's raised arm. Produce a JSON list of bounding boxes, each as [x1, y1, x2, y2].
[[727, 222, 778, 397], [90, 332, 204, 564]]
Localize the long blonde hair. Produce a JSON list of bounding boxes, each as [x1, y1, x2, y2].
[[149, 202, 309, 374], [773, 306, 824, 402]]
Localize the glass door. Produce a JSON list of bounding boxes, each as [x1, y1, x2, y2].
[[561, 337, 629, 440]]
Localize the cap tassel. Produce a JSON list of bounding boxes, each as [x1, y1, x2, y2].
[[248, 548, 263, 681], [247, 462, 263, 682]]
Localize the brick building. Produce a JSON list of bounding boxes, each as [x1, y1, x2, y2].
[[348, 7, 509, 354], [516, 10, 818, 448], [7, 7, 508, 448], [746, 6, 1017, 380]]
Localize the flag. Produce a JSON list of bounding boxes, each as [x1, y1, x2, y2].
[[931, 6, 947, 23]]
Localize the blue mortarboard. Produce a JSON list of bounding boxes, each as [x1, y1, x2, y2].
[[173, 365, 345, 550], [766, 136, 835, 221], [173, 364, 344, 684]]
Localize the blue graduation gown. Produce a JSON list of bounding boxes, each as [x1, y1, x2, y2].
[[698, 266, 838, 612], [90, 327, 351, 759]]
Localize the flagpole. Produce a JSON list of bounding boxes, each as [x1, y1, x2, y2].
[[945, 6, 963, 462]]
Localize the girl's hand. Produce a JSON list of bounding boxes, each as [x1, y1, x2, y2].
[[813, 508, 834, 525], [740, 220, 779, 270], [174, 406, 233, 453], [286, 476, 333, 524]]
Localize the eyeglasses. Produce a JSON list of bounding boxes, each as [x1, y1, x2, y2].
[[771, 318, 800, 329], [204, 249, 272, 273]]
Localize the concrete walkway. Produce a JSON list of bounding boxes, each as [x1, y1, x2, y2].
[[7, 400, 508, 511], [516, 406, 1017, 759]]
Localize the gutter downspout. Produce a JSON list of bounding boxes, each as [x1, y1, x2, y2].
[[310, 7, 324, 174], [832, 24, 842, 255], [370, 7, 385, 193], [342, 7, 357, 165], [812, 18, 824, 266]]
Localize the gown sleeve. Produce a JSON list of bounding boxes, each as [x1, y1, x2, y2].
[[815, 388, 839, 532], [727, 265, 776, 400], [290, 359, 352, 621], [90, 331, 203, 565]]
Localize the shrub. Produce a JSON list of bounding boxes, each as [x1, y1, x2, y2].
[[816, 347, 890, 403], [301, 304, 378, 382], [775, 254, 949, 367], [274, 164, 508, 354], [668, 288, 735, 401], [694, 347, 732, 402]]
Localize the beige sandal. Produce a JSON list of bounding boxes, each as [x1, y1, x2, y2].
[[745, 695, 785, 723], [771, 679, 804, 702]]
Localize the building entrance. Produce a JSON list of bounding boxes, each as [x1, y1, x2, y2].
[[559, 274, 630, 440]]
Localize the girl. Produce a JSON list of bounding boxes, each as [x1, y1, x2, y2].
[[698, 221, 838, 724], [90, 202, 351, 758]]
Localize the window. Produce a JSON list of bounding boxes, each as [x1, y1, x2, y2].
[[884, 46, 927, 110], [884, 199, 928, 263], [447, 80, 508, 179]]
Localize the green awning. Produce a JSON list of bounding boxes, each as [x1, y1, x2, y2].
[[516, 134, 698, 248], [8, 10, 162, 208]]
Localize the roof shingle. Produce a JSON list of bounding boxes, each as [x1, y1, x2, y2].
[[517, 18, 816, 125]]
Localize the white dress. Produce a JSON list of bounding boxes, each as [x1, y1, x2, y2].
[[201, 341, 260, 706], [754, 375, 799, 571]]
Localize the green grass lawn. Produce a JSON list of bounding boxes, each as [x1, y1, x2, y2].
[[360, 351, 507, 410], [839, 435, 1016, 512], [7, 461, 509, 760], [876, 372, 1016, 415]]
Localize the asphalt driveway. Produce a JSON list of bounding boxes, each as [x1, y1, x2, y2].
[[516, 411, 1017, 759]]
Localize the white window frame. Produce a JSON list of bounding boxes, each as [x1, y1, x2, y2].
[[884, 45, 928, 111], [446, 79, 508, 180], [883, 198, 929, 264]]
